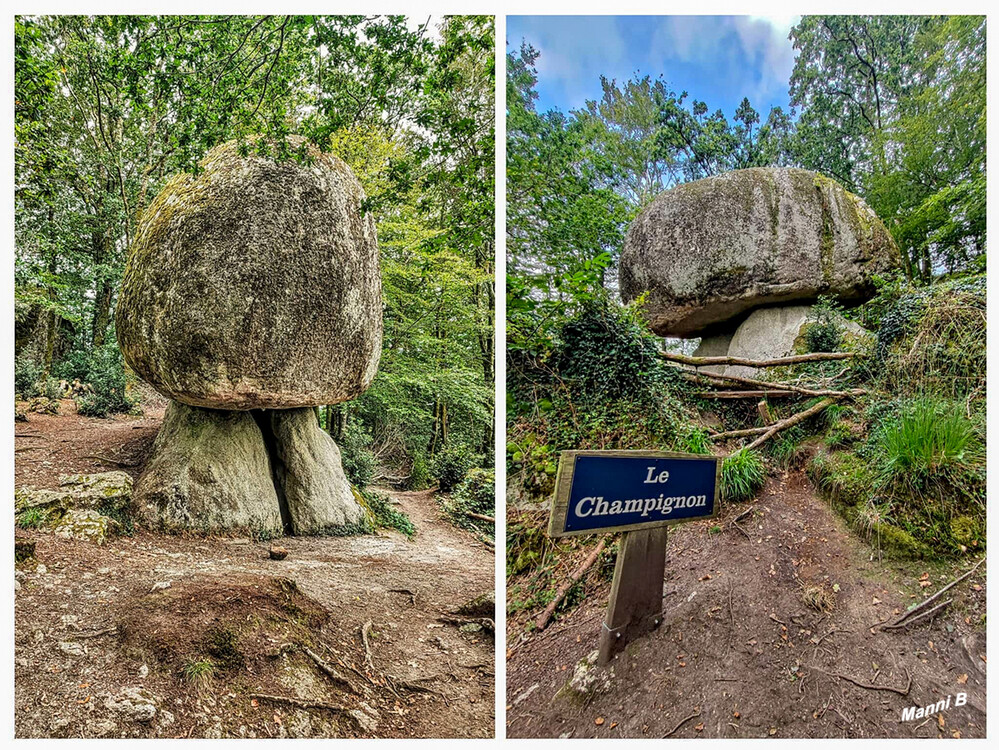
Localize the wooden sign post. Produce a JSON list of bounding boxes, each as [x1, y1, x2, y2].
[[548, 450, 721, 665]]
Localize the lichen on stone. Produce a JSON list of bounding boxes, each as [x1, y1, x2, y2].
[[620, 167, 901, 337]]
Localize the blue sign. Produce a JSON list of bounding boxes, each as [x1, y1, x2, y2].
[[549, 451, 721, 537]]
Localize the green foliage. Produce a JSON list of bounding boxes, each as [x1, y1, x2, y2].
[[363, 489, 416, 539], [721, 448, 765, 502], [443, 468, 495, 537], [857, 275, 986, 405], [506, 514, 548, 578], [337, 420, 377, 489], [556, 303, 683, 403], [768, 426, 806, 471], [804, 297, 843, 353], [874, 399, 980, 491], [824, 421, 855, 449], [789, 15, 985, 279], [75, 344, 135, 418], [16, 506, 50, 529], [508, 303, 693, 501], [42, 378, 63, 401], [432, 443, 475, 493], [678, 427, 712, 456], [813, 284, 986, 559], [14, 357, 43, 399], [406, 452, 431, 491]]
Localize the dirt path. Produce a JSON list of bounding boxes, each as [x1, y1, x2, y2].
[[506, 471, 986, 739], [15, 408, 494, 738], [15, 399, 165, 488]]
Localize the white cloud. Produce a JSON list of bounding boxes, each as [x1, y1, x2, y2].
[[510, 16, 799, 113], [512, 16, 631, 109]]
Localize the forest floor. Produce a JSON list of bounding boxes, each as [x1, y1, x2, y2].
[[506, 470, 986, 739], [14, 400, 494, 738]]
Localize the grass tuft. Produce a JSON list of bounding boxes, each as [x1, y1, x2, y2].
[[721, 448, 765, 502], [875, 399, 979, 490], [16, 507, 50, 529], [181, 659, 216, 689]]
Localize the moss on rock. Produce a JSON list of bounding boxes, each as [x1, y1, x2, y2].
[[620, 167, 901, 336], [134, 400, 284, 535], [115, 136, 382, 410]]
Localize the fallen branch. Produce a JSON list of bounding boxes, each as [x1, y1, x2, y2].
[[744, 399, 837, 452], [465, 512, 495, 523], [360, 621, 375, 671], [662, 351, 856, 368], [694, 390, 794, 399], [811, 666, 912, 696], [681, 369, 864, 400], [535, 538, 608, 631], [249, 693, 347, 713], [881, 556, 985, 630], [662, 708, 701, 737], [881, 599, 953, 631]]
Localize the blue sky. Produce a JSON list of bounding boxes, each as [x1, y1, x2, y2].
[[508, 16, 800, 119]]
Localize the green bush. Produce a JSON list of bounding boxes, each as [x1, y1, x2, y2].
[[338, 420, 376, 489], [721, 448, 765, 501], [75, 345, 135, 418], [14, 358, 43, 398], [432, 443, 474, 492], [406, 452, 431, 490], [556, 302, 682, 404], [875, 399, 979, 489], [804, 298, 843, 353], [43, 377, 64, 400], [16, 506, 50, 529], [444, 468, 495, 536], [363, 489, 415, 539], [768, 426, 806, 470]]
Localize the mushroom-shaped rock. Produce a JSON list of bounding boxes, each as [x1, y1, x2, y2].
[[116, 137, 382, 410], [619, 168, 901, 337]]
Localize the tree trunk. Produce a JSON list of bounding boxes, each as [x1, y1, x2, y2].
[[42, 208, 58, 380], [90, 228, 113, 349], [91, 278, 113, 349]]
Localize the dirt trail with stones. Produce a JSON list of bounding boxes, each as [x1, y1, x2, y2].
[[506, 471, 986, 739], [15, 405, 494, 738]]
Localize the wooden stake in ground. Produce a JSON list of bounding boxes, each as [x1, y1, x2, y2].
[[597, 528, 668, 665], [757, 400, 774, 426], [535, 538, 607, 631]]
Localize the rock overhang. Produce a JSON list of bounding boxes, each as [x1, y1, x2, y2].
[[619, 167, 901, 338]]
